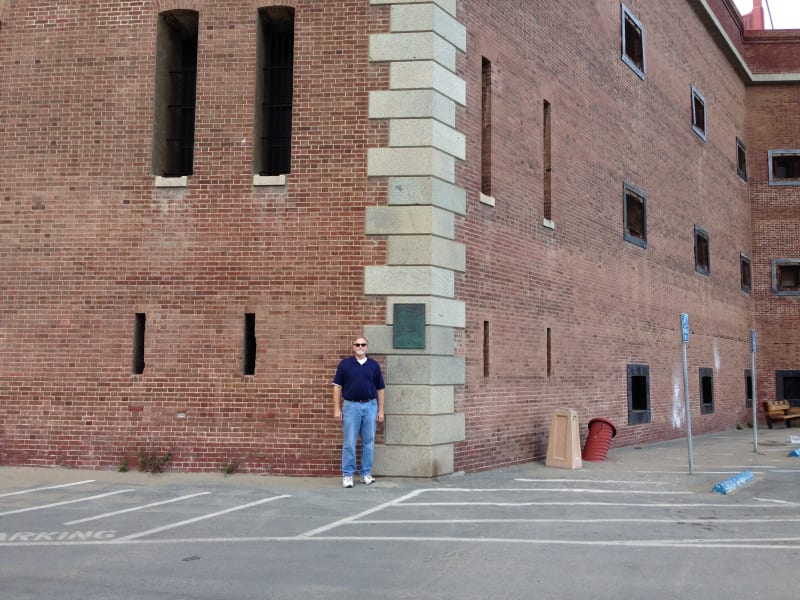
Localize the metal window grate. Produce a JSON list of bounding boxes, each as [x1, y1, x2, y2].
[[260, 25, 294, 176]]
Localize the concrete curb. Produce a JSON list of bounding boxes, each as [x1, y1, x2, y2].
[[712, 470, 754, 494]]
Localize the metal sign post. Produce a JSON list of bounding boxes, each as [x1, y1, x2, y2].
[[751, 329, 758, 453], [681, 313, 694, 475]]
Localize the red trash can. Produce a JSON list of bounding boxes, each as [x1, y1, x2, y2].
[[582, 418, 617, 462]]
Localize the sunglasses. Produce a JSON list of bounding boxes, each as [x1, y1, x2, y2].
[[353, 343, 367, 347]]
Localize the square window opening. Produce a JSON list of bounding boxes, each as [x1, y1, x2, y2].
[[777, 264, 800, 291], [769, 151, 800, 185], [776, 370, 800, 407]]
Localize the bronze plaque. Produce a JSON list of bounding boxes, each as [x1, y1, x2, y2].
[[393, 303, 425, 349]]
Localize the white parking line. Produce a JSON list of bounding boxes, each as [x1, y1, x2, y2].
[[0, 489, 134, 516], [0, 480, 96, 498], [399, 501, 795, 508], [354, 517, 800, 524], [64, 492, 212, 525], [514, 478, 674, 485], [446, 487, 692, 495], [299, 488, 424, 538], [113, 495, 291, 542]]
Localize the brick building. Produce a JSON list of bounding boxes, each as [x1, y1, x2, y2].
[[0, 0, 798, 477]]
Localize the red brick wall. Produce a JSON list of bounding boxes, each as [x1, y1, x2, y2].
[[0, 0, 389, 474], [1, 0, 796, 476], [744, 31, 800, 73], [746, 84, 800, 402], [453, 0, 755, 472]]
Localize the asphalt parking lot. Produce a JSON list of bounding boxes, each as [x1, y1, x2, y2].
[[1, 427, 799, 599]]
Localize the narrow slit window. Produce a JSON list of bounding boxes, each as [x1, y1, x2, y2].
[[691, 86, 706, 140], [745, 370, 753, 409], [623, 183, 646, 248], [627, 364, 650, 425], [740, 253, 751, 294], [543, 100, 552, 221], [481, 57, 492, 199], [772, 260, 800, 295], [769, 150, 800, 185], [132, 313, 146, 375], [546, 327, 552, 377], [243, 313, 257, 376], [152, 10, 198, 177], [254, 7, 294, 177], [621, 4, 645, 79], [699, 367, 714, 414], [694, 226, 710, 276], [483, 320, 490, 378], [736, 138, 747, 181]]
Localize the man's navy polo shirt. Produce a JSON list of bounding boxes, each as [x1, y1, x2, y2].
[[333, 356, 385, 401]]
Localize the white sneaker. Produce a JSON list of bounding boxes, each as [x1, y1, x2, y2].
[[360, 474, 375, 485], [342, 475, 354, 488]]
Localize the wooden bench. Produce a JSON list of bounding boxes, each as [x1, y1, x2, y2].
[[763, 400, 800, 429]]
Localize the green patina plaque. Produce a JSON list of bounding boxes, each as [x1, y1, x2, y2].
[[393, 303, 425, 349]]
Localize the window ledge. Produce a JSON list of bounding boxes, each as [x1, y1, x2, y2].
[[479, 192, 495, 207], [542, 218, 555, 230], [253, 174, 287, 187], [154, 176, 188, 188]]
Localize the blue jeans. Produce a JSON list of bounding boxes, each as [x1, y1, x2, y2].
[[341, 399, 377, 477]]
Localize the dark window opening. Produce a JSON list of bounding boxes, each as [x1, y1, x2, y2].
[[776, 265, 800, 292], [772, 260, 800, 295], [543, 100, 552, 221], [623, 183, 646, 248], [152, 10, 198, 177], [255, 6, 294, 176], [700, 368, 714, 414], [776, 371, 800, 407], [481, 57, 492, 197], [621, 4, 645, 78], [483, 320, 490, 378], [770, 152, 800, 184], [740, 254, 751, 293], [737, 138, 747, 181], [694, 226, 710, 276], [132, 313, 146, 375], [243, 313, 256, 376], [745, 370, 753, 409], [546, 327, 552, 377], [691, 86, 706, 140], [627, 364, 650, 425]]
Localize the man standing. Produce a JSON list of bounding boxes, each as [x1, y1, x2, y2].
[[333, 336, 385, 488]]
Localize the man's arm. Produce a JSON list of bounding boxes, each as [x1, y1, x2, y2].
[[376, 387, 385, 423], [333, 384, 343, 422]]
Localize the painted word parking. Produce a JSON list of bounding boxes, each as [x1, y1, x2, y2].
[[0, 479, 291, 545]]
